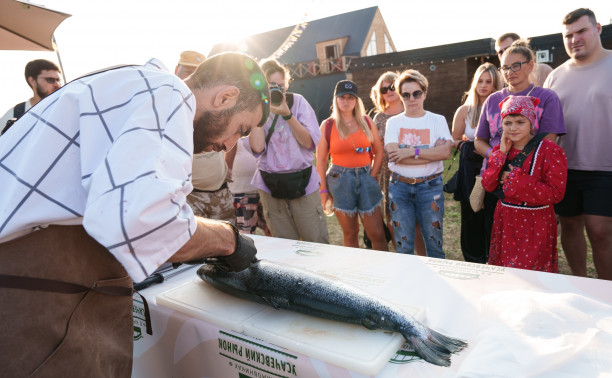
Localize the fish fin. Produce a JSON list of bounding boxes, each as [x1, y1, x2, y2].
[[406, 330, 468, 367], [429, 328, 468, 354], [361, 319, 378, 330], [259, 295, 281, 310]]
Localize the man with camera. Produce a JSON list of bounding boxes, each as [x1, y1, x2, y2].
[[246, 59, 328, 243]]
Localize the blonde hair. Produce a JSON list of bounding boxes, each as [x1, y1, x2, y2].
[[464, 63, 503, 129], [502, 38, 536, 62], [370, 71, 399, 113], [331, 95, 373, 141]]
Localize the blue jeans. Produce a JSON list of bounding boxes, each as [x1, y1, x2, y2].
[[389, 174, 445, 258]]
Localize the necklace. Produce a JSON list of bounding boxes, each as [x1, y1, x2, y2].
[[343, 118, 358, 130]]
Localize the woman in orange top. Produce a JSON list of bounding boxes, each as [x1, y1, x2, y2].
[[316, 80, 388, 251]]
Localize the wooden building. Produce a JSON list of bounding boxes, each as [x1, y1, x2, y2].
[[209, 6, 396, 121], [211, 9, 612, 126]]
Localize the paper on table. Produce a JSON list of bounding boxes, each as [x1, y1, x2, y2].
[[456, 290, 612, 378]]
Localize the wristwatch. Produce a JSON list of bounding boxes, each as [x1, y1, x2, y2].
[[282, 112, 293, 121], [414, 148, 420, 159]]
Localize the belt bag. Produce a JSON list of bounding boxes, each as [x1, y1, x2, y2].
[[260, 166, 312, 200]]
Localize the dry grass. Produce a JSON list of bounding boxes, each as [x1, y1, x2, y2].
[[256, 158, 597, 278], [321, 157, 598, 279], [323, 189, 596, 279]]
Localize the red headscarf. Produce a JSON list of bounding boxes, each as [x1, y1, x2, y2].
[[499, 95, 540, 127]]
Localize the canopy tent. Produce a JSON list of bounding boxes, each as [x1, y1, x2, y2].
[[0, 0, 71, 78]]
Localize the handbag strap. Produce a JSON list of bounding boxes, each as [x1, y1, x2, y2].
[[444, 146, 460, 180], [503, 132, 547, 171], [493, 132, 547, 200]]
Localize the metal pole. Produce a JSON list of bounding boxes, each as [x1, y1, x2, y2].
[[52, 34, 67, 83]]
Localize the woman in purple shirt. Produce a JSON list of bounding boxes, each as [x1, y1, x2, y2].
[[474, 39, 566, 253], [246, 59, 329, 243]]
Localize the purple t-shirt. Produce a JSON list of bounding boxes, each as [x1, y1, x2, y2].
[[476, 84, 566, 147], [244, 93, 322, 195]]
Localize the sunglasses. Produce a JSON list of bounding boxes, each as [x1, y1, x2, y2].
[[499, 61, 528, 74], [37, 76, 61, 84], [400, 90, 424, 100], [355, 146, 371, 154], [380, 83, 395, 95]]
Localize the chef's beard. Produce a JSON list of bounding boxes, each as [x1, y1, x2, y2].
[[192, 107, 235, 153]]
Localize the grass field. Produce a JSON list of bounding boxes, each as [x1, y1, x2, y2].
[[321, 156, 598, 279]]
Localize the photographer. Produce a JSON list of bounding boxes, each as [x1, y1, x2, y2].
[[246, 59, 329, 243]]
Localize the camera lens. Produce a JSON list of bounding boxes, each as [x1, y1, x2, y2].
[[269, 84, 284, 106]]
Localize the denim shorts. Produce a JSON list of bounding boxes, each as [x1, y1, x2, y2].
[[326, 164, 383, 216]]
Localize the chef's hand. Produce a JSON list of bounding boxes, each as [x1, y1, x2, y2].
[[208, 234, 258, 272], [177, 222, 257, 272]]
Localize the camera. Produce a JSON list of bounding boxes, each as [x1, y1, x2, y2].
[[269, 83, 284, 106]]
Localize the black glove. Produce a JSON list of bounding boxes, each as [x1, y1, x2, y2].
[[176, 221, 256, 272], [207, 232, 258, 272]]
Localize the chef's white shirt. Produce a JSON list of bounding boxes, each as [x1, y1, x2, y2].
[[0, 59, 197, 282]]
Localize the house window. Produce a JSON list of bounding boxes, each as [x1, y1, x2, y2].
[[366, 30, 377, 56], [384, 33, 393, 54]]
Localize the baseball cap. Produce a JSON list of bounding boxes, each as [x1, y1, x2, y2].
[[178, 51, 206, 67], [334, 80, 358, 98]]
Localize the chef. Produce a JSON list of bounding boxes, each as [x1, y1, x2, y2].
[[0, 52, 269, 377]]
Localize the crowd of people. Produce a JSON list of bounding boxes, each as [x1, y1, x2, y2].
[[0, 6, 610, 377]]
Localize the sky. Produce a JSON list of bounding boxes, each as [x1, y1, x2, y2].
[[1, 0, 611, 112]]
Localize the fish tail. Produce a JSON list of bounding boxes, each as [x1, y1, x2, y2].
[[406, 330, 467, 367]]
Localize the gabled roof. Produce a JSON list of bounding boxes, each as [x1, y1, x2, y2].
[[209, 6, 379, 64], [351, 38, 496, 71]]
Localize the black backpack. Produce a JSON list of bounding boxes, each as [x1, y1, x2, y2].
[[1, 101, 26, 135]]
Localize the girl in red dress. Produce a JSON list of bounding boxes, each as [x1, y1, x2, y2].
[[482, 96, 567, 272]]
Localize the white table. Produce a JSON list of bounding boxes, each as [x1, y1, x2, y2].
[[132, 235, 612, 377]]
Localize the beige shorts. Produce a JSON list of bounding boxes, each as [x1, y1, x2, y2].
[[259, 189, 329, 243]]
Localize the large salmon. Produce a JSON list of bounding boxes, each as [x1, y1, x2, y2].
[[197, 259, 467, 367]]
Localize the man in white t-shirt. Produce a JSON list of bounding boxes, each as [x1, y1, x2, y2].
[[0, 59, 62, 134], [544, 8, 612, 280]]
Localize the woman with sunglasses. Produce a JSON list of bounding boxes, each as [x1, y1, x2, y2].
[[316, 80, 388, 251], [474, 39, 566, 252], [451, 63, 503, 263], [384, 70, 452, 258], [370, 72, 426, 255]]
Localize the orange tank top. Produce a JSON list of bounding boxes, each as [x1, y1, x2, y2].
[[329, 121, 372, 168]]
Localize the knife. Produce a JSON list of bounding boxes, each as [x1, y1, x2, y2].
[[133, 264, 197, 291]]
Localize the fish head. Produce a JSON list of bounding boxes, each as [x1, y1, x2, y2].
[[197, 260, 260, 294]]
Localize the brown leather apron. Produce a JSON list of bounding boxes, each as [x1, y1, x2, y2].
[[0, 225, 134, 377]]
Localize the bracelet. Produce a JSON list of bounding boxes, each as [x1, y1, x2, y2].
[[414, 148, 420, 159], [486, 147, 493, 158], [319, 189, 328, 194], [282, 112, 293, 121]]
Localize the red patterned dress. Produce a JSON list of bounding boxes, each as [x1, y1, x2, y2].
[[482, 139, 567, 272]]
